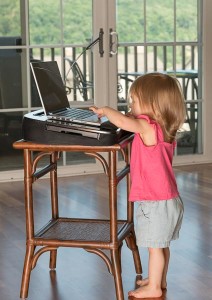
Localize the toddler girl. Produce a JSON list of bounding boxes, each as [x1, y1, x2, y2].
[[90, 72, 186, 298]]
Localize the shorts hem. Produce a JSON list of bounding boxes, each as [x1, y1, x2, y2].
[[136, 237, 179, 248]]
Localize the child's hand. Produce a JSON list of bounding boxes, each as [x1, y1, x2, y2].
[[89, 106, 104, 118]]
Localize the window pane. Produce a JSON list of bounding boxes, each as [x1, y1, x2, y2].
[[146, 0, 174, 42], [176, 0, 198, 42], [117, 0, 144, 43], [63, 0, 92, 44], [0, 1, 21, 38], [0, 47, 24, 109], [0, 112, 23, 171], [29, 0, 61, 45], [177, 102, 201, 155]]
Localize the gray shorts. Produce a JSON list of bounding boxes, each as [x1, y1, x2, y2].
[[135, 196, 184, 248]]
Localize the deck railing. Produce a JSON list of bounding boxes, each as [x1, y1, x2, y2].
[[31, 42, 199, 102]]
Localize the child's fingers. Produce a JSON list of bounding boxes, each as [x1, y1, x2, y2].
[[89, 106, 99, 113], [89, 106, 103, 118]]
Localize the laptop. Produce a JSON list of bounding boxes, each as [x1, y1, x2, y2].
[[30, 60, 117, 138]]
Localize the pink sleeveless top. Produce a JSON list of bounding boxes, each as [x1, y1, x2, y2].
[[129, 115, 179, 201]]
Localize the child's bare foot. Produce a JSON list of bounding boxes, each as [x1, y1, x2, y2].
[[128, 285, 163, 299], [136, 278, 167, 290], [136, 278, 149, 287]]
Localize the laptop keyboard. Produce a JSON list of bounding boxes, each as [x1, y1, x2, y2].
[[53, 108, 95, 120]]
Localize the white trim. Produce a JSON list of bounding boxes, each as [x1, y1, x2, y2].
[[173, 154, 212, 165], [0, 160, 128, 182], [0, 163, 102, 182], [1, 155, 212, 183]]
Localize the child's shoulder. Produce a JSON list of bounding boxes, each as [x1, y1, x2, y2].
[[136, 114, 158, 126]]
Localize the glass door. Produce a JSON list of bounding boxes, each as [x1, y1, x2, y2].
[[28, 0, 109, 169], [115, 0, 202, 156], [0, 0, 110, 178]]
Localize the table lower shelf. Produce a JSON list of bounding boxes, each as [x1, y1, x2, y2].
[[34, 218, 133, 248]]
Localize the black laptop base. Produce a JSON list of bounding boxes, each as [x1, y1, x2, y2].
[[22, 110, 132, 146]]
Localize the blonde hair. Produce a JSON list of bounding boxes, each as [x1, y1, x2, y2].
[[129, 72, 186, 143]]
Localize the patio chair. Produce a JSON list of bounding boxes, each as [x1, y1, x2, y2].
[[64, 58, 93, 101]]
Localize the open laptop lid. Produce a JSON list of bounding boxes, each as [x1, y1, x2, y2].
[[30, 61, 69, 115], [30, 60, 115, 129]]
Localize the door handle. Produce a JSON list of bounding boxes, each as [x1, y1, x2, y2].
[[99, 28, 104, 57], [109, 28, 118, 57]]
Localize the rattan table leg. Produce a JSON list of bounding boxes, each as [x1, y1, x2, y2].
[[111, 249, 124, 300], [126, 201, 140, 275], [49, 152, 59, 269], [127, 230, 142, 275], [20, 244, 35, 299], [49, 249, 57, 269]]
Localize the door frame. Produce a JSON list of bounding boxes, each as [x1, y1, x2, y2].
[[93, 0, 117, 109]]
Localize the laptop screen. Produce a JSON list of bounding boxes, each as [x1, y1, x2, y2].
[[31, 61, 69, 114]]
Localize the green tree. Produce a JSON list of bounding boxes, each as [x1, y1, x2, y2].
[[0, 0, 198, 44], [0, 0, 21, 36]]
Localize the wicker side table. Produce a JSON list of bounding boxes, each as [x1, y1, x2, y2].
[[13, 135, 142, 300]]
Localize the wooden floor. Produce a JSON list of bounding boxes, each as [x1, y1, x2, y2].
[[0, 164, 212, 300]]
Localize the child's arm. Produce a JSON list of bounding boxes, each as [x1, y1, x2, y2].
[[89, 106, 151, 135]]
